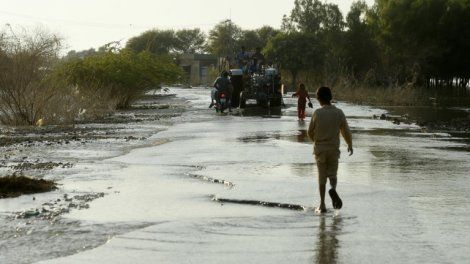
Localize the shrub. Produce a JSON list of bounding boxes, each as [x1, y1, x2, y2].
[[60, 49, 182, 109], [0, 28, 65, 125]]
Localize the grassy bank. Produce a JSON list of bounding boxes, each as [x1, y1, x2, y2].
[[332, 81, 430, 106], [281, 72, 470, 107]]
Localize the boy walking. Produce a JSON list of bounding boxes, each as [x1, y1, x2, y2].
[[307, 87, 353, 213]]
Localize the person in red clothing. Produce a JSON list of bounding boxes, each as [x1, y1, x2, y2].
[[292, 83, 312, 121]]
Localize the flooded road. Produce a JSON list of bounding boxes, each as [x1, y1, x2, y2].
[[2, 87, 470, 263]]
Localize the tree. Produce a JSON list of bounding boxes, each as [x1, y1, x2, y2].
[[281, 0, 344, 83], [175, 29, 206, 54], [256, 26, 281, 48], [370, 0, 470, 86], [264, 32, 322, 88], [207, 20, 242, 56], [126, 29, 178, 55], [238, 30, 261, 51], [282, 0, 325, 34], [237, 26, 281, 52], [61, 50, 182, 109], [343, 1, 379, 79]]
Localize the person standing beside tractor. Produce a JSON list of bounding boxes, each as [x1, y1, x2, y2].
[[292, 83, 312, 121]]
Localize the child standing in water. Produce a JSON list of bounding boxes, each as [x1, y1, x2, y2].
[[308, 87, 353, 213], [292, 83, 311, 121]]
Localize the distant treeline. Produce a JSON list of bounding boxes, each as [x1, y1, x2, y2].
[[93, 0, 468, 90]]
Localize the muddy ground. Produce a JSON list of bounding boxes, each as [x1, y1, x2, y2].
[[0, 92, 186, 217]]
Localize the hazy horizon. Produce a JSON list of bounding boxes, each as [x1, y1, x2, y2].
[[0, 0, 374, 52]]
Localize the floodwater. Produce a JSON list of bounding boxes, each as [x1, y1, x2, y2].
[[1, 87, 470, 263]]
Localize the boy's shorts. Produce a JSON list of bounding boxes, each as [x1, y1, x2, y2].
[[314, 149, 340, 185]]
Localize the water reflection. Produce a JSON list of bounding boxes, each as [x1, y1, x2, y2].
[[297, 130, 309, 142], [314, 216, 342, 264], [239, 106, 283, 118], [238, 132, 281, 143], [289, 163, 315, 178]]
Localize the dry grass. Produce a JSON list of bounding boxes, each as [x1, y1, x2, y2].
[[281, 71, 433, 106], [331, 78, 430, 106], [0, 175, 57, 198], [0, 27, 117, 126]]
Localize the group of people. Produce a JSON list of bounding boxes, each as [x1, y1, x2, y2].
[[236, 46, 266, 74]]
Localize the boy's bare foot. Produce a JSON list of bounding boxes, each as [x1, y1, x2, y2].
[[328, 189, 342, 209], [315, 205, 327, 214]]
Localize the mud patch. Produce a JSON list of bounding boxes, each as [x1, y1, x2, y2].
[[10, 162, 73, 171], [12, 192, 106, 221], [0, 175, 57, 198], [238, 132, 281, 143]]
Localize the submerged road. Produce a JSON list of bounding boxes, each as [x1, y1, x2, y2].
[[33, 87, 470, 263]]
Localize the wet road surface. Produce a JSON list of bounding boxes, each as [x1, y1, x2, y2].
[[2, 87, 470, 263]]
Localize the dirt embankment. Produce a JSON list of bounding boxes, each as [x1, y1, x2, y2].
[[374, 108, 470, 133]]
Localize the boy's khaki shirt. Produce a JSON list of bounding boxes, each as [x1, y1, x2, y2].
[[308, 105, 352, 154]]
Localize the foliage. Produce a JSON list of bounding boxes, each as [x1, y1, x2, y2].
[[372, 0, 470, 85], [264, 32, 322, 87], [175, 28, 206, 54], [237, 26, 280, 51], [343, 1, 379, 79], [276, 0, 470, 89], [0, 28, 67, 125], [207, 21, 242, 57], [126, 28, 207, 55], [126, 29, 178, 55], [60, 49, 182, 109]]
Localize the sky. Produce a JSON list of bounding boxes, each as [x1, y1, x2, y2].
[[0, 0, 374, 52]]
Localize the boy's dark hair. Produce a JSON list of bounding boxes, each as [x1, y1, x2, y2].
[[316, 86, 332, 102]]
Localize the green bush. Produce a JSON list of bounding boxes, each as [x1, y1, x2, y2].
[[60, 49, 182, 109]]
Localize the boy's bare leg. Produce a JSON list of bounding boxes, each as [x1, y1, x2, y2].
[[319, 183, 327, 212], [330, 177, 337, 190]]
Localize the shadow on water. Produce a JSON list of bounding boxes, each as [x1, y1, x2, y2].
[[290, 162, 315, 178], [292, 129, 309, 143], [237, 132, 281, 143], [314, 216, 342, 264], [236, 106, 283, 118], [237, 130, 310, 144]]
